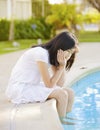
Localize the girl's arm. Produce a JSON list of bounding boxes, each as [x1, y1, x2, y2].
[[37, 61, 64, 88], [51, 65, 66, 87], [37, 49, 65, 88], [51, 49, 72, 87]]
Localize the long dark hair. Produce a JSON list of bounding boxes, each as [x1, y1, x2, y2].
[[32, 31, 78, 70]]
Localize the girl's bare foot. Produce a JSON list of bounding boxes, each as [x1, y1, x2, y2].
[[61, 120, 75, 125], [60, 118, 75, 125], [66, 116, 83, 121]]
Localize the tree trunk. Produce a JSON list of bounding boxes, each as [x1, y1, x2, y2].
[[9, 19, 14, 41], [9, 0, 15, 41], [87, 0, 100, 12]]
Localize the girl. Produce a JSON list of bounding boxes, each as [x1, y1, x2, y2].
[[6, 31, 79, 125]]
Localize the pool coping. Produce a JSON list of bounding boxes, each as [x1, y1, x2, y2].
[[65, 65, 100, 88]]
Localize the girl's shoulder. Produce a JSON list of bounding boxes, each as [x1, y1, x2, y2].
[[25, 46, 47, 55], [23, 46, 50, 64], [32, 47, 49, 63], [32, 46, 48, 55], [30, 46, 46, 52]]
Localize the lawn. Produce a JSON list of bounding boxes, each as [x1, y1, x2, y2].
[[0, 39, 47, 55], [0, 31, 100, 55], [78, 31, 100, 42]]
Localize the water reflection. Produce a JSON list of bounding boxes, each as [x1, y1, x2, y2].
[[63, 82, 100, 130]]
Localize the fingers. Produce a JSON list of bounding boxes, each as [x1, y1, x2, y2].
[[57, 49, 64, 57], [57, 49, 72, 65], [57, 49, 64, 60], [65, 51, 72, 60], [57, 49, 65, 66]]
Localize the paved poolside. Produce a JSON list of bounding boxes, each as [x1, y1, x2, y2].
[[0, 42, 100, 130]]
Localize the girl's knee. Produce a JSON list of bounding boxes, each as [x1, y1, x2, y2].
[[57, 89, 68, 101], [63, 87, 75, 96], [48, 89, 68, 101]]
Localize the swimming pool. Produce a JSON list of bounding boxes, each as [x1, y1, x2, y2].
[[63, 70, 100, 130]]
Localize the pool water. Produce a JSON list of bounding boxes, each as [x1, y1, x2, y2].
[[63, 71, 100, 130]]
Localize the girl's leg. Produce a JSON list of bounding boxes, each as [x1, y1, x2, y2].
[[63, 88, 82, 121], [47, 89, 75, 125], [48, 89, 68, 117], [63, 87, 75, 113]]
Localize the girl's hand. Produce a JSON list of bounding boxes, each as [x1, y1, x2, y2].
[[64, 51, 72, 61], [57, 49, 66, 68]]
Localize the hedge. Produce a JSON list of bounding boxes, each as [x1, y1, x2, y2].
[[0, 18, 52, 41]]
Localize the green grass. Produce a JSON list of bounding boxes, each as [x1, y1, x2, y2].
[[78, 31, 100, 42], [0, 39, 47, 55], [0, 31, 100, 55]]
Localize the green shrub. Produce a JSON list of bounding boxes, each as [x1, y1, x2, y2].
[[14, 18, 52, 40], [0, 19, 10, 41], [0, 18, 52, 41]]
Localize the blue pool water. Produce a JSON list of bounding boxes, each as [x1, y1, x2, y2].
[[63, 71, 100, 130]]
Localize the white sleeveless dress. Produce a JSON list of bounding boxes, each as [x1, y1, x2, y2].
[[5, 47, 61, 104]]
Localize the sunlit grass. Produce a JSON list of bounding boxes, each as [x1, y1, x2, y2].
[[0, 39, 48, 55], [78, 31, 100, 42]]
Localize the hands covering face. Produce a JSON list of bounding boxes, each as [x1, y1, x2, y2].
[[57, 45, 79, 67], [57, 49, 71, 67]]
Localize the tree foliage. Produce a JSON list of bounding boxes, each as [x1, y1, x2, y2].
[[83, 10, 100, 24], [46, 4, 83, 32]]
